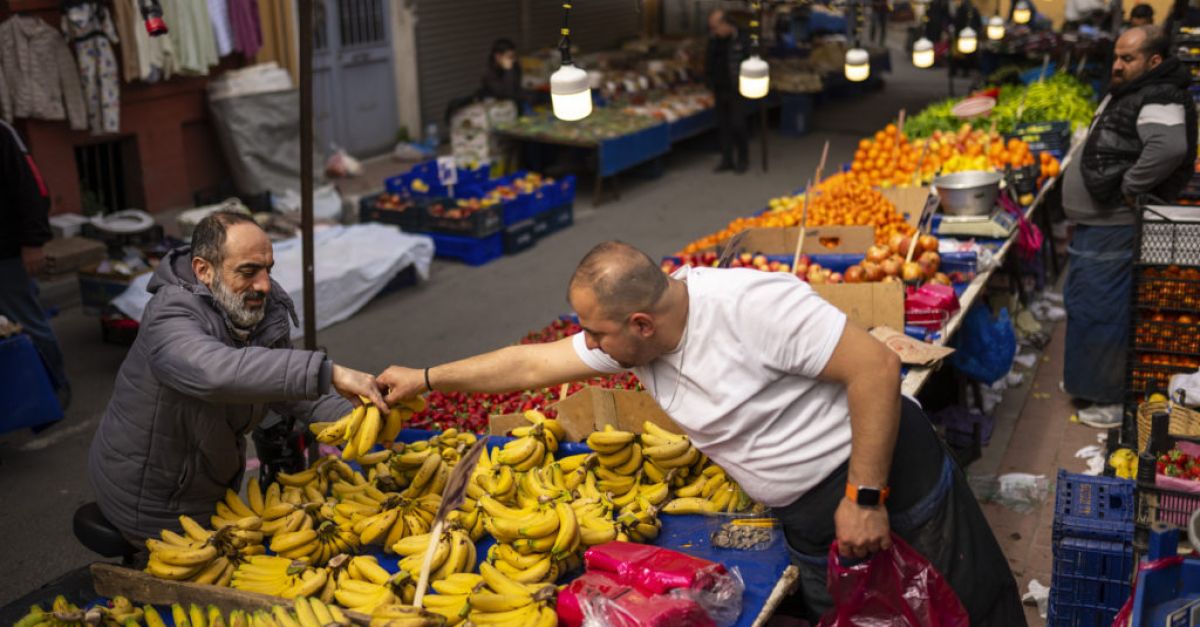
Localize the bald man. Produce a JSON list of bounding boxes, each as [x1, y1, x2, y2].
[[378, 241, 1025, 624], [1063, 25, 1195, 428]]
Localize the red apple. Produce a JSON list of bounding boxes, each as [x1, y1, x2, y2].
[[902, 261, 924, 282], [880, 257, 902, 277], [739, 252, 753, 265], [918, 234, 939, 255], [860, 261, 883, 282], [888, 233, 906, 255], [931, 272, 952, 286], [844, 266, 865, 283], [828, 272, 844, 284], [794, 263, 809, 277], [866, 245, 891, 264], [918, 251, 941, 277], [778, 263, 791, 273], [752, 254, 769, 267]]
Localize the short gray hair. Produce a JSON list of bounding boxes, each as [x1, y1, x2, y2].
[[569, 241, 668, 321], [191, 210, 258, 267]]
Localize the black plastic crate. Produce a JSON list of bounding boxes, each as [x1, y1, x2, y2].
[[359, 193, 424, 232], [502, 220, 538, 255], [1134, 273, 1200, 311], [80, 222, 164, 251], [423, 200, 503, 238], [542, 203, 574, 234], [1135, 207, 1200, 267]]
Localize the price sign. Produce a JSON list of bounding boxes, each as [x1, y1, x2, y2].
[[436, 156, 458, 187]]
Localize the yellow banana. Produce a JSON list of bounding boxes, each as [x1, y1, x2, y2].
[[662, 496, 719, 514]]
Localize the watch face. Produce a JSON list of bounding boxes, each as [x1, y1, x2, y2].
[[856, 487, 882, 506]]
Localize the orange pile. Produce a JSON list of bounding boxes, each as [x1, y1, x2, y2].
[[848, 123, 1049, 188]]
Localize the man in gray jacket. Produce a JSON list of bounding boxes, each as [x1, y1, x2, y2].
[[88, 211, 386, 541], [1062, 25, 1196, 428]]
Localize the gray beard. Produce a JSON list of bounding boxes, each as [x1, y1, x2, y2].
[[211, 273, 267, 330]]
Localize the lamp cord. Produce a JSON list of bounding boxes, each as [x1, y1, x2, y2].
[[749, 1, 761, 55], [559, 2, 573, 65]]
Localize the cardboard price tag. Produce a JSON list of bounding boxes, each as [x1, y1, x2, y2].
[[436, 156, 458, 187]]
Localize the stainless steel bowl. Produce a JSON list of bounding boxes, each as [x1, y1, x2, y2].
[[932, 170, 1003, 216]]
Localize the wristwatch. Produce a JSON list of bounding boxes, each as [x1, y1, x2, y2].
[[845, 484, 891, 507]]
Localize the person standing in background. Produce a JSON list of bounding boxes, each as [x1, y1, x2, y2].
[[706, 9, 750, 174], [870, 0, 891, 45], [1130, 3, 1155, 26], [0, 120, 70, 410], [479, 38, 527, 109]]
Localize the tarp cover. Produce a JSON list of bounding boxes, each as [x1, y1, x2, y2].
[[208, 88, 325, 197]]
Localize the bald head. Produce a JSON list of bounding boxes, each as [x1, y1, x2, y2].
[[1113, 25, 1167, 86], [569, 241, 668, 321]]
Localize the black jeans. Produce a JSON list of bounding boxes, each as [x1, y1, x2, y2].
[[775, 398, 1026, 626], [714, 92, 748, 168]]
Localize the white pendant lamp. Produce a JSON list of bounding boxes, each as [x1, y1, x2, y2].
[[957, 26, 978, 53], [987, 15, 1006, 40], [1013, 1, 1032, 24], [551, 62, 592, 121], [845, 47, 870, 82], [739, 55, 770, 99], [912, 37, 935, 68]]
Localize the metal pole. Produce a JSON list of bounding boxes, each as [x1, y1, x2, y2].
[[299, 0, 316, 350], [760, 104, 768, 172]]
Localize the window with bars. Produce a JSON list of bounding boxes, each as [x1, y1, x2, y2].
[[74, 137, 138, 216], [338, 0, 386, 47]]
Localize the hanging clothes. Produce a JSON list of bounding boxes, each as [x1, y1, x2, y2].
[[255, 0, 296, 84], [0, 15, 88, 130], [62, 1, 121, 134], [229, 0, 262, 59], [207, 0, 234, 57], [162, 0, 219, 75], [127, 0, 176, 82], [110, 0, 140, 81]]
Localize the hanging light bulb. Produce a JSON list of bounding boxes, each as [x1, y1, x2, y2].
[[957, 26, 978, 53], [1013, 0, 1032, 24], [845, 48, 870, 82], [739, 55, 770, 98], [987, 15, 1005, 40], [912, 37, 935, 68], [551, 63, 592, 121]]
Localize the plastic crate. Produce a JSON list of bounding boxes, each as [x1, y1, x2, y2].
[[1130, 527, 1200, 625], [0, 334, 64, 434], [428, 232, 503, 266], [1047, 536, 1133, 627], [1136, 206, 1200, 267], [1053, 470, 1136, 541], [423, 201, 503, 238], [502, 220, 538, 255], [358, 193, 425, 232], [542, 202, 574, 234], [1136, 479, 1200, 530]]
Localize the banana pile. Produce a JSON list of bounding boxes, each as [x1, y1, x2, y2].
[[14, 597, 356, 627], [662, 463, 755, 515], [269, 511, 360, 567], [328, 555, 414, 613], [310, 397, 425, 463], [230, 556, 331, 600], [14, 596, 91, 627], [392, 526, 477, 582], [144, 515, 263, 586], [415, 562, 556, 627]]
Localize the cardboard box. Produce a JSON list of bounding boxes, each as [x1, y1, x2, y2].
[[78, 263, 151, 316], [41, 236, 106, 277], [489, 386, 683, 441], [722, 225, 906, 331], [879, 186, 933, 229]]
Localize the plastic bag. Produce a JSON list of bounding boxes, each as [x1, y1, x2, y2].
[[817, 534, 969, 627], [560, 571, 716, 627], [947, 305, 1016, 384]]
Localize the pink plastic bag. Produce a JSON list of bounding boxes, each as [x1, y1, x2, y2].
[[817, 535, 969, 627], [557, 571, 716, 627], [584, 542, 727, 595]]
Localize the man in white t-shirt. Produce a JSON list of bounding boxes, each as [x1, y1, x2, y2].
[[378, 241, 1023, 624]]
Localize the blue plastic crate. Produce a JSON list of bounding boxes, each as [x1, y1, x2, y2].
[[427, 231, 503, 266], [1131, 527, 1200, 625], [0, 334, 63, 435], [541, 203, 574, 234], [1053, 470, 1136, 541], [1048, 536, 1133, 626]]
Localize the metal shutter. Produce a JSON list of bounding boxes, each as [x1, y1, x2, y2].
[[526, 0, 641, 55], [414, 0, 522, 126]]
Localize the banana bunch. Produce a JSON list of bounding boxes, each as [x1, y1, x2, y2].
[[345, 491, 440, 553], [389, 450, 450, 499], [367, 604, 446, 627], [269, 512, 361, 566], [663, 464, 754, 514], [586, 425, 651, 505], [555, 452, 595, 492], [570, 496, 622, 546], [616, 501, 662, 543], [275, 456, 359, 503], [477, 495, 577, 584], [391, 526, 477, 582], [639, 421, 703, 488], [514, 464, 572, 508], [230, 555, 331, 600], [137, 598, 346, 627], [475, 464, 518, 505], [311, 397, 424, 462], [144, 515, 262, 586], [428, 562, 556, 627], [14, 596, 87, 627], [493, 412, 565, 472], [332, 570, 408, 614], [411, 573, 485, 626]]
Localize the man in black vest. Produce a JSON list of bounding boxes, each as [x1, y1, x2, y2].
[[1063, 25, 1196, 428], [706, 9, 750, 174]]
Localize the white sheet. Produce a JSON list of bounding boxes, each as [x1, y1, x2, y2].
[[111, 223, 434, 340]]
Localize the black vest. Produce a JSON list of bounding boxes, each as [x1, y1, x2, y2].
[[1081, 57, 1197, 204]]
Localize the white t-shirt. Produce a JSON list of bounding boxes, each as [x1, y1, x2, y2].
[[572, 266, 852, 507]]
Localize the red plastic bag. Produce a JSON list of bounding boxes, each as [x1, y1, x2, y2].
[[818, 535, 969, 627], [557, 571, 716, 627], [584, 541, 727, 595]]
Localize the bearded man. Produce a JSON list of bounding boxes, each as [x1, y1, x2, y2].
[[88, 211, 387, 541]]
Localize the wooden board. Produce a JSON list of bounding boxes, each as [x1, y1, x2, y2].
[[89, 563, 373, 624]]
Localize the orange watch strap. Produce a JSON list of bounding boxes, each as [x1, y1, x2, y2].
[[845, 483, 891, 505]]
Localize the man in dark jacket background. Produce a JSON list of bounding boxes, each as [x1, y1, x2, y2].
[[1062, 25, 1196, 428], [0, 120, 70, 409], [706, 9, 750, 174], [88, 211, 387, 541]]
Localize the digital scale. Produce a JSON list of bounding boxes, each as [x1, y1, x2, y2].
[[935, 209, 1018, 239]]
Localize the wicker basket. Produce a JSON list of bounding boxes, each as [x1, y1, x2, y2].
[[1136, 400, 1200, 450]]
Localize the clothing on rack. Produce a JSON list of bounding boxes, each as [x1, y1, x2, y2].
[[162, 0, 219, 75], [255, 0, 296, 83], [0, 15, 88, 130], [207, 0, 234, 57], [62, 1, 121, 134], [229, 0, 262, 59], [110, 0, 139, 80]]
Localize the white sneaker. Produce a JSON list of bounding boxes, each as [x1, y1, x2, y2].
[[1077, 404, 1123, 429]]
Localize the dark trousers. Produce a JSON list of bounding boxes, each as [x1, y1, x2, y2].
[[714, 92, 748, 168], [0, 257, 68, 391], [870, 10, 889, 44], [775, 398, 1026, 626], [1063, 224, 1136, 404]]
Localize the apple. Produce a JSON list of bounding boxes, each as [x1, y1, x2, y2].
[[778, 263, 791, 273], [918, 234, 939, 255], [881, 275, 903, 283], [902, 261, 924, 282], [753, 254, 769, 267], [797, 254, 811, 267], [844, 266, 865, 283], [661, 261, 676, 273], [768, 261, 781, 272], [795, 263, 809, 277], [918, 251, 941, 275], [739, 252, 753, 265], [930, 272, 952, 286], [828, 272, 844, 284], [866, 245, 891, 264], [861, 261, 883, 282], [880, 257, 902, 277], [888, 233, 907, 255]]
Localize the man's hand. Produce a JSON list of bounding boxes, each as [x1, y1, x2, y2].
[[21, 246, 45, 277], [332, 364, 389, 411], [834, 497, 892, 559], [377, 366, 427, 406]]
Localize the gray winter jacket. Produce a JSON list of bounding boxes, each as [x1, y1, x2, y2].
[[87, 247, 352, 541]]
